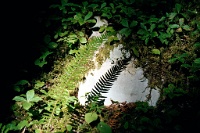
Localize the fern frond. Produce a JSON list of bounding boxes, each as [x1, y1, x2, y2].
[[86, 58, 130, 105]]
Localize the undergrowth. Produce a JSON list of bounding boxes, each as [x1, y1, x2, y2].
[[1, 0, 200, 133]]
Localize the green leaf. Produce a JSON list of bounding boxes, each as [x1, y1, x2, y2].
[[22, 101, 32, 110], [26, 90, 35, 102], [151, 31, 158, 37], [34, 59, 47, 67], [17, 120, 28, 130], [137, 29, 148, 35], [175, 3, 182, 13], [168, 12, 177, 20], [179, 18, 184, 26], [78, 31, 85, 37], [148, 17, 159, 23], [124, 122, 129, 129], [168, 58, 178, 63], [182, 25, 191, 31], [79, 37, 87, 43], [48, 42, 58, 49], [140, 23, 147, 30], [34, 81, 45, 89], [194, 58, 200, 64], [84, 11, 93, 21], [13, 96, 26, 102], [169, 24, 180, 29], [15, 80, 29, 86], [30, 96, 42, 102], [150, 24, 156, 32], [181, 64, 191, 68], [132, 47, 139, 57], [101, 2, 107, 9], [66, 124, 72, 131], [194, 42, 200, 48], [85, 112, 98, 124], [130, 20, 138, 27], [35, 129, 42, 133], [119, 28, 132, 37], [152, 49, 160, 55], [97, 122, 112, 133], [158, 16, 166, 22], [121, 19, 129, 27]]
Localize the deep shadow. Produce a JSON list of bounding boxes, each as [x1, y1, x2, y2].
[[0, 0, 52, 122]]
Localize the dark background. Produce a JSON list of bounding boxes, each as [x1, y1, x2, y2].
[[0, 0, 52, 122]]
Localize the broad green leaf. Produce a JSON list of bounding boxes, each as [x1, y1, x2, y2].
[[13, 96, 26, 102], [179, 18, 184, 26], [152, 49, 160, 55], [181, 64, 191, 68], [148, 17, 159, 23], [151, 31, 158, 37], [182, 25, 191, 31], [17, 120, 28, 130], [84, 11, 93, 21], [145, 38, 149, 45], [121, 19, 129, 27], [168, 12, 177, 20], [150, 24, 156, 32], [86, 19, 96, 23], [124, 122, 129, 129], [130, 20, 138, 28], [169, 24, 180, 29], [30, 96, 42, 102], [119, 28, 132, 37], [85, 112, 98, 124], [137, 29, 148, 35], [168, 58, 178, 63], [22, 101, 32, 110], [101, 2, 107, 9], [140, 23, 147, 30], [66, 124, 72, 131], [48, 42, 58, 49], [14, 86, 22, 92], [175, 3, 182, 13], [194, 42, 200, 48], [88, 4, 99, 9], [68, 34, 78, 38], [178, 58, 185, 63], [194, 58, 200, 64], [34, 59, 47, 67], [15, 80, 29, 86], [79, 37, 87, 43], [35, 129, 42, 133], [106, 26, 115, 32], [158, 16, 166, 22], [77, 31, 85, 37], [34, 81, 45, 89], [26, 90, 35, 102], [97, 122, 112, 133], [58, 31, 68, 37], [82, 1, 88, 7]]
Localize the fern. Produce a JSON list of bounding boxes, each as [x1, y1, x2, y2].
[[35, 33, 115, 132], [86, 58, 130, 105]]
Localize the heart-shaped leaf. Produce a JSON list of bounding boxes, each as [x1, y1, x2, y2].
[[85, 112, 98, 124], [97, 122, 112, 133], [26, 90, 35, 102]]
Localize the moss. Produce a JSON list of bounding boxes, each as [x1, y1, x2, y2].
[[95, 43, 119, 68]]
